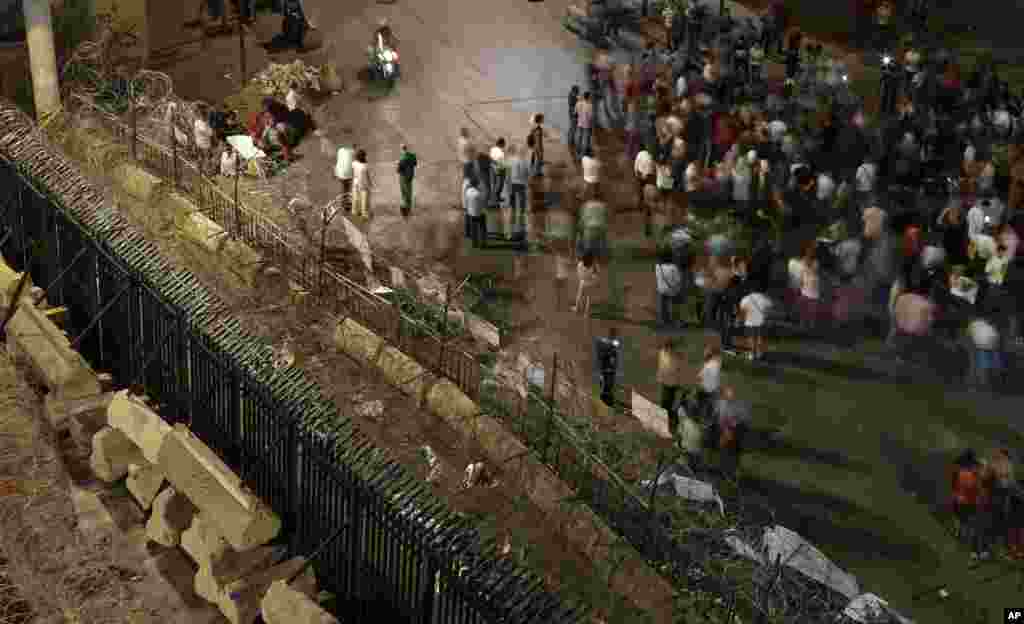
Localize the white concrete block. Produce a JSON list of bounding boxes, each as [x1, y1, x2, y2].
[[89, 426, 146, 482], [261, 579, 335, 624], [217, 557, 312, 624], [107, 390, 172, 464], [125, 462, 166, 510]]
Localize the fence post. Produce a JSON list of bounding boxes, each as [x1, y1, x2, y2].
[[238, 22, 247, 89], [439, 282, 450, 373], [234, 154, 241, 236], [171, 121, 179, 190], [130, 98, 137, 161]]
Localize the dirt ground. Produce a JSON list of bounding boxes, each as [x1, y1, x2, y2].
[[44, 116, 648, 620]]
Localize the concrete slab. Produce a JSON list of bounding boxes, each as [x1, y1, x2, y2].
[[90, 426, 147, 482], [261, 579, 336, 624], [107, 390, 174, 464], [157, 425, 282, 551]]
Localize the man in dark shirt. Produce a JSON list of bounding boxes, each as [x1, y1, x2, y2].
[[781, 167, 819, 258]]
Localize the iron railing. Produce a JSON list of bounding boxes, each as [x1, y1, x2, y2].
[[0, 98, 587, 624]]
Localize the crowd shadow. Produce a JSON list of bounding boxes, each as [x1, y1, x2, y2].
[[877, 432, 955, 521], [743, 423, 875, 475], [737, 474, 940, 566]]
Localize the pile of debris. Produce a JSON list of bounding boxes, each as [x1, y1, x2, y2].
[[252, 60, 323, 97]]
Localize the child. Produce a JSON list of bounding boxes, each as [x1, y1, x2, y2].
[[739, 290, 772, 361], [573, 252, 599, 315]]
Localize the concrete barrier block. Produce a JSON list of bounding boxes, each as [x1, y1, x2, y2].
[[126, 462, 166, 510], [194, 545, 285, 605], [145, 486, 198, 547], [107, 390, 173, 464], [157, 425, 282, 551], [5, 302, 101, 400], [182, 511, 232, 570], [44, 391, 115, 432], [261, 579, 336, 624], [332, 318, 384, 367], [217, 557, 312, 624], [376, 346, 432, 405], [185, 212, 228, 254], [89, 426, 146, 482], [0, 261, 32, 309], [115, 163, 164, 201], [425, 380, 479, 429]]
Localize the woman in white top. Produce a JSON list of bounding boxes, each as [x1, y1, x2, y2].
[[573, 252, 600, 315], [351, 149, 374, 219], [581, 148, 601, 200], [797, 243, 821, 329]]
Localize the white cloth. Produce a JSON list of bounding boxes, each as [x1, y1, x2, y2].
[[655, 263, 683, 295], [843, 594, 915, 624], [285, 88, 300, 111], [582, 155, 601, 184], [698, 358, 721, 393], [969, 318, 999, 350], [768, 119, 787, 142], [816, 173, 835, 202], [964, 143, 976, 163], [226, 135, 265, 161], [762, 525, 861, 600], [675, 74, 688, 98], [853, 162, 875, 193], [352, 160, 372, 190], [464, 184, 484, 217], [967, 204, 987, 239], [732, 164, 751, 202], [334, 146, 355, 180], [193, 119, 213, 150], [640, 472, 725, 515], [220, 150, 237, 177], [740, 293, 771, 327], [634, 150, 654, 177]]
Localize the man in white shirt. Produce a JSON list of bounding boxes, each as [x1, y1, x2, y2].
[[194, 116, 214, 174], [464, 177, 487, 248], [675, 72, 688, 99], [285, 82, 302, 112], [335, 144, 356, 211], [351, 149, 374, 219], [581, 148, 601, 200], [489, 138, 507, 208], [220, 145, 238, 178], [656, 250, 684, 326], [739, 292, 771, 360], [634, 148, 655, 208]]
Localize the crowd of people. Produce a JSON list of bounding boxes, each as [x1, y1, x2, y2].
[[560, 0, 1024, 558]]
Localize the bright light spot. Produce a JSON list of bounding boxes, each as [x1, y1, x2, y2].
[[842, 74, 848, 81], [882, 55, 892, 65]]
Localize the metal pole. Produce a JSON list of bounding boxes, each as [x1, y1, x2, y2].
[[130, 98, 137, 161], [543, 353, 558, 464], [239, 23, 247, 89], [171, 121, 179, 190]]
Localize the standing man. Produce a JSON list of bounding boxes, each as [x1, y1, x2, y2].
[[529, 114, 546, 177], [490, 138, 507, 209], [568, 85, 581, 155], [335, 143, 356, 212], [397, 144, 417, 217], [280, 0, 308, 50], [596, 327, 622, 406], [505, 144, 530, 240], [575, 93, 594, 159], [351, 149, 374, 220]]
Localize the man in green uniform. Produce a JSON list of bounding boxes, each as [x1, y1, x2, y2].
[[397, 144, 418, 217]]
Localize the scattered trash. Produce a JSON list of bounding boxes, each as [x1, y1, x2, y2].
[[463, 462, 486, 489], [252, 59, 322, 96], [763, 525, 861, 600], [353, 399, 384, 421], [421, 446, 442, 483], [842, 593, 915, 623], [938, 588, 949, 599], [639, 469, 724, 515]]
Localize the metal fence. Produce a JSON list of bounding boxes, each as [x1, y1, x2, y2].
[[66, 94, 482, 399], [0, 99, 586, 624]]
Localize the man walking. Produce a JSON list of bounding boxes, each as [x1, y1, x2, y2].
[[335, 143, 356, 212], [490, 138, 507, 208], [575, 92, 594, 159], [397, 144, 417, 217]]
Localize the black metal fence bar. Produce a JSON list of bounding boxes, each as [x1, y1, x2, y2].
[[0, 99, 585, 624]]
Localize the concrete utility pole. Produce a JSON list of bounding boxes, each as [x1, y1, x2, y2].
[[23, 0, 62, 120]]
